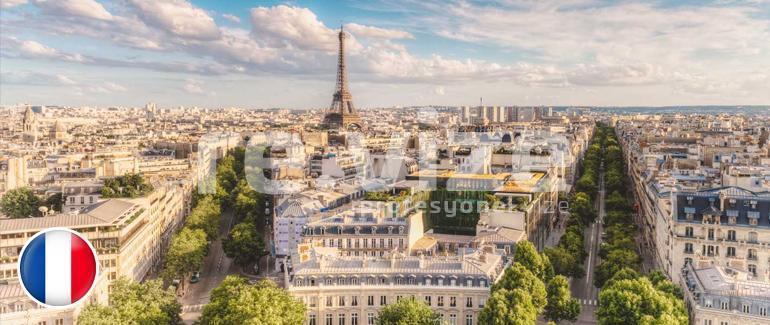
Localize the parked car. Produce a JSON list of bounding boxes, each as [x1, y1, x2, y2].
[[190, 271, 201, 283]]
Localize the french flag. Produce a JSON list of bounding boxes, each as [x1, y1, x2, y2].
[[19, 229, 97, 306]]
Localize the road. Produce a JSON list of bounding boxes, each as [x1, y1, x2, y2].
[[180, 208, 237, 323], [570, 163, 605, 324]]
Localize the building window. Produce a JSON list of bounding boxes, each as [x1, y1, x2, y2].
[[450, 296, 457, 307], [721, 301, 728, 310], [759, 307, 767, 316], [367, 313, 375, 325], [339, 313, 345, 325], [326, 296, 333, 307], [727, 247, 736, 257], [368, 296, 374, 306], [309, 315, 316, 325], [742, 304, 750, 313], [425, 296, 432, 306], [727, 230, 736, 241], [685, 243, 693, 254], [748, 232, 758, 243], [685, 227, 693, 237], [748, 249, 758, 260], [479, 298, 486, 308], [351, 313, 358, 325], [704, 320, 711, 325], [466, 297, 473, 307], [326, 314, 333, 325], [704, 299, 712, 308], [339, 296, 346, 306], [438, 296, 444, 307], [351, 296, 358, 306], [749, 264, 757, 276], [449, 314, 457, 325], [708, 229, 714, 240], [465, 314, 473, 325], [380, 296, 387, 306]]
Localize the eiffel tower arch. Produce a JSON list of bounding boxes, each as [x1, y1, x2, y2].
[[323, 26, 362, 131]]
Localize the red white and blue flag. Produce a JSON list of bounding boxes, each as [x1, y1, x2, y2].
[[18, 228, 98, 307]]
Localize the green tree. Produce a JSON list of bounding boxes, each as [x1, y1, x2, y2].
[[493, 263, 547, 309], [101, 173, 153, 198], [216, 155, 238, 204], [605, 191, 630, 212], [575, 173, 598, 199], [223, 221, 264, 268], [186, 195, 221, 240], [233, 179, 263, 222], [647, 270, 684, 299], [513, 241, 548, 280], [77, 278, 180, 325], [571, 192, 596, 224], [605, 267, 640, 287], [0, 187, 41, 218], [595, 249, 641, 287], [597, 278, 688, 325], [163, 228, 208, 282], [200, 276, 305, 325], [559, 228, 586, 260], [544, 276, 581, 322], [376, 297, 441, 325], [479, 288, 538, 325], [43, 192, 63, 213], [544, 246, 584, 278]]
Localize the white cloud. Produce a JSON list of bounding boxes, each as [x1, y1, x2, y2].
[[183, 78, 204, 94], [85, 82, 128, 94], [222, 13, 240, 23], [1, 71, 75, 85], [17, 40, 59, 58], [250, 5, 338, 52], [34, 0, 113, 20], [128, 0, 221, 40], [344, 23, 413, 40], [1, 0, 27, 9], [3, 1, 769, 105]]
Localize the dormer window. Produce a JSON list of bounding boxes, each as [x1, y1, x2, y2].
[[750, 200, 757, 209], [686, 196, 694, 205]]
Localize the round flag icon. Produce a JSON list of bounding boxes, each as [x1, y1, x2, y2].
[[18, 228, 98, 307]]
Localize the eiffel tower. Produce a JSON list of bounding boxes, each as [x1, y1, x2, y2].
[[323, 26, 362, 130]]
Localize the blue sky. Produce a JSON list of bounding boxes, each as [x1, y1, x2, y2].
[[1, 0, 769, 108]]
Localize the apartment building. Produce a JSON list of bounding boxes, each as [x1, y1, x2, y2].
[[670, 187, 770, 282], [0, 177, 194, 324], [681, 264, 770, 325], [288, 245, 507, 325]]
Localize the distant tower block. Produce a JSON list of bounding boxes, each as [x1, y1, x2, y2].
[[323, 26, 362, 130]]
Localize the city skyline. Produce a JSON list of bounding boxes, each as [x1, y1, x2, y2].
[[2, 0, 770, 108]]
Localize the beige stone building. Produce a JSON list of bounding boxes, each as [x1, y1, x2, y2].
[[288, 245, 506, 325]]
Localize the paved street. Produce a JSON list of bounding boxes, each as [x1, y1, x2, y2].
[[180, 208, 237, 323], [570, 164, 606, 324]]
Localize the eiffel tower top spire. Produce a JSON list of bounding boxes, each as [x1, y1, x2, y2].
[[323, 26, 361, 130]]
